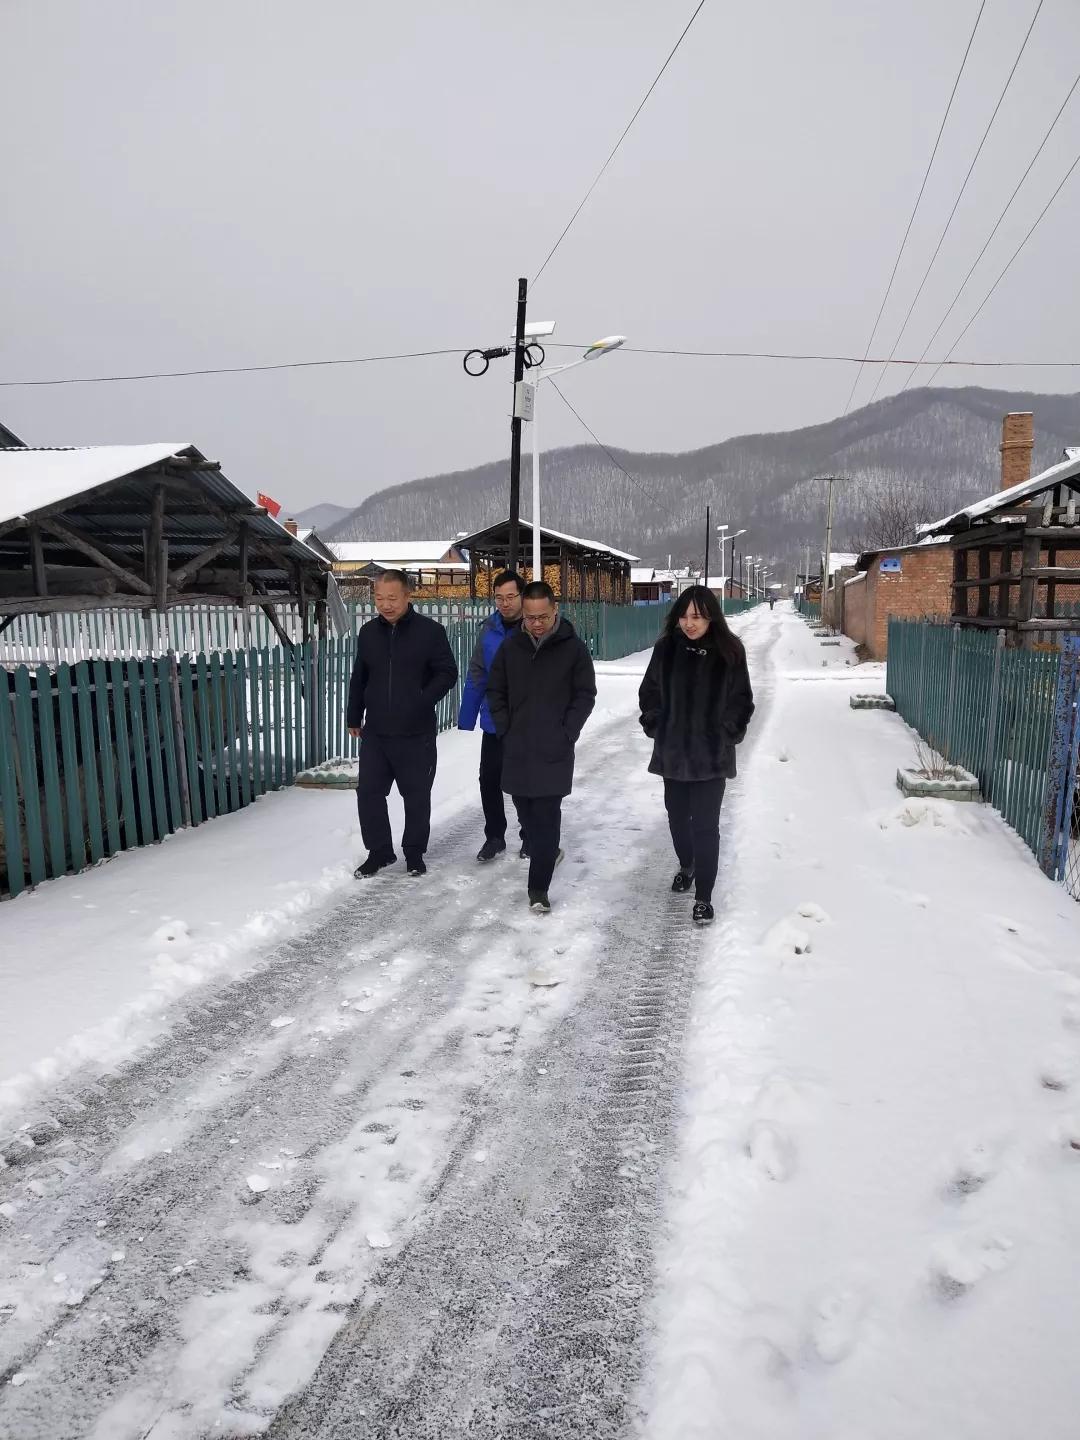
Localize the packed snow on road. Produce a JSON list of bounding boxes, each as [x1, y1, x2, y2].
[[3, 605, 1080, 1439]]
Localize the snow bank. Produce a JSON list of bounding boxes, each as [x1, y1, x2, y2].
[[642, 605, 1080, 1440]]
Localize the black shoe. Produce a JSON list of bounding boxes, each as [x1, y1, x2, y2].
[[519, 843, 530, 860], [354, 851, 396, 879], [528, 890, 551, 913], [406, 858, 427, 878], [477, 839, 506, 863], [672, 868, 695, 893], [692, 901, 715, 927]]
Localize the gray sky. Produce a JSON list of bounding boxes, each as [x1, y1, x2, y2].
[[2, 0, 1078, 512]]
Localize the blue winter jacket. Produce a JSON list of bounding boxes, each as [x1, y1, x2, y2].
[[457, 611, 517, 734]]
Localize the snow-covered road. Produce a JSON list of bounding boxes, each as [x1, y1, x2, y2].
[[6, 604, 1080, 1440], [0, 621, 776, 1439]]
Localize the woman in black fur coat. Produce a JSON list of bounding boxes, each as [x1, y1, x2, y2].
[[638, 586, 755, 927]]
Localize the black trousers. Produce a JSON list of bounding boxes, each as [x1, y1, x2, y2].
[[513, 794, 563, 894], [479, 731, 522, 843], [663, 777, 726, 904], [356, 732, 437, 862]]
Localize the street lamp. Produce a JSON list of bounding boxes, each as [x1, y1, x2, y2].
[[526, 332, 626, 583]]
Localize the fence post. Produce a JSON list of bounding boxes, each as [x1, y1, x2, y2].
[[944, 624, 959, 762], [983, 629, 1005, 799], [1041, 636, 1080, 880]]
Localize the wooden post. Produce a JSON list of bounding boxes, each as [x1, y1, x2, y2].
[[1018, 527, 1041, 646]]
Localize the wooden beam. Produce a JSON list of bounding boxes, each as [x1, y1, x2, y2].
[[977, 544, 990, 619], [38, 516, 153, 593], [170, 528, 241, 589], [1018, 533, 1041, 628], [238, 523, 249, 589], [29, 526, 48, 597], [148, 484, 166, 588], [257, 601, 295, 648], [1022, 566, 1080, 582]]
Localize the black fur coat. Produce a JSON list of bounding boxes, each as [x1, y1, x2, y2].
[[638, 631, 755, 781]]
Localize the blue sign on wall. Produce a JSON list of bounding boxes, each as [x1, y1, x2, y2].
[[880, 556, 902, 574]]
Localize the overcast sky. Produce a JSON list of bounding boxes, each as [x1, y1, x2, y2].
[[2, 0, 1078, 513]]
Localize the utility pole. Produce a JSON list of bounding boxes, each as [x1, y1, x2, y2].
[[507, 277, 529, 573], [817, 476, 846, 631], [804, 541, 811, 613], [703, 503, 711, 589]]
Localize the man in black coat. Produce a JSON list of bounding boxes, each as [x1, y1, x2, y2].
[[347, 571, 458, 879], [486, 581, 596, 912]]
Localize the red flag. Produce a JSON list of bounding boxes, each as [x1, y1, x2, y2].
[[257, 491, 282, 519]]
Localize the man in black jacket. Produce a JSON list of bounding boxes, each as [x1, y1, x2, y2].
[[347, 572, 458, 878], [487, 581, 596, 913]]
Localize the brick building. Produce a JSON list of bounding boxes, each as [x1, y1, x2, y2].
[[843, 543, 952, 659], [842, 412, 1080, 657]]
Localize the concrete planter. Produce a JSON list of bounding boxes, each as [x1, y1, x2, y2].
[[850, 693, 896, 711], [896, 764, 981, 801]]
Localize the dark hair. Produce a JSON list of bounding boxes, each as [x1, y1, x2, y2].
[[374, 568, 412, 589], [493, 570, 525, 594], [522, 580, 556, 605], [664, 585, 745, 664]]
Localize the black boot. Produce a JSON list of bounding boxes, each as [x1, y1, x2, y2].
[[477, 838, 506, 863], [354, 851, 396, 879], [671, 868, 695, 893], [692, 901, 715, 926]]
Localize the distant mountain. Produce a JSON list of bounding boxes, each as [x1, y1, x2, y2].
[[319, 387, 1080, 570], [291, 501, 354, 531]]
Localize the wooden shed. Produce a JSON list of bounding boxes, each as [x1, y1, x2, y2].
[[0, 442, 329, 649], [458, 519, 635, 603]]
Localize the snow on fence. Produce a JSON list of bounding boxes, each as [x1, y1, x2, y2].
[[0, 603, 670, 898], [886, 620, 1080, 900]]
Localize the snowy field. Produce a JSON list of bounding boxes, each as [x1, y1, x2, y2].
[[2, 604, 1080, 1438]]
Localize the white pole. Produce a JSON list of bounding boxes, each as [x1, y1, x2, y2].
[[531, 379, 541, 584]]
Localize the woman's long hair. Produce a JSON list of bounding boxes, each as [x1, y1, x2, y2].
[[663, 585, 745, 664]]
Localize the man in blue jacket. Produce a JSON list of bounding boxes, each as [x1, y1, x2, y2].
[[457, 570, 525, 862], [347, 571, 458, 879]]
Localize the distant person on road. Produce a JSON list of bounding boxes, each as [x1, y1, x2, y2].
[[457, 570, 527, 863], [638, 585, 754, 928], [347, 571, 458, 880], [486, 581, 596, 914], [769, 595, 776, 610]]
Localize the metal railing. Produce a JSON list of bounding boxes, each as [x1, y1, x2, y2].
[[886, 621, 1079, 898]]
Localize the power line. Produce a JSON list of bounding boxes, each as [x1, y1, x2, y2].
[[925, 144, 1080, 385], [0, 347, 464, 388], [555, 343, 1080, 367], [531, 0, 707, 287], [841, 0, 987, 416], [867, 0, 1045, 404], [4, 342, 1080, 391], [547, 378, 657, 504], [901, 65, 1080, 392]]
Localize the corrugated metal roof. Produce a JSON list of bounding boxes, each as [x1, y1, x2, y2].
[[1, 443, 192, 524]]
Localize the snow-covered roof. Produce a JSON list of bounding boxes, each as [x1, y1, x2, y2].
[[631, 567, 675, 585], [823, 552, 858, 575], [459, 518, 637, 563], [0, 442, 192, 526], [923, 448, 1080, 536], [329, 541, 457, 564]]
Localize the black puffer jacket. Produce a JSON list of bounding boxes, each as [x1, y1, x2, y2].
[[638, 631, 754, 781], [487, 618, 596, 797], [347, 607, 458, 737]]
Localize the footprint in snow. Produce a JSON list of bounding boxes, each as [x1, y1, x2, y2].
[[1039, 1048, 1077, 1092], [806, 1282, 866, 1364], [943, 1133, 1007, 1200], [746, 1120, 797, 1182], [929, 1232, 1012, 1300]]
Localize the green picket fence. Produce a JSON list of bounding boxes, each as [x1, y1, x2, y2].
[[1, 598, 669, 897], [886, 620, 1061, 860]]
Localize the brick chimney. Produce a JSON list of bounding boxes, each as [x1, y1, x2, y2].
[[284, 517, 298, 536], [1000, 412, 1033, 491]]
